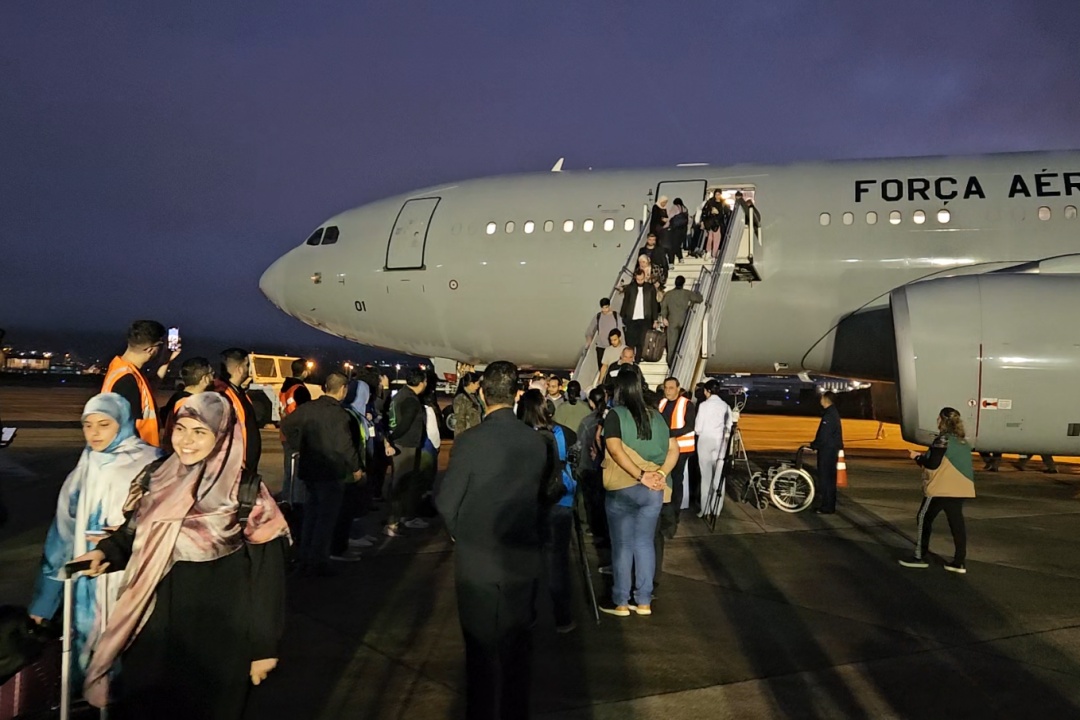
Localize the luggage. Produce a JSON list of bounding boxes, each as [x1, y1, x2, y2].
[[0, 563, 102, 720], [642, 327, 666, 363]]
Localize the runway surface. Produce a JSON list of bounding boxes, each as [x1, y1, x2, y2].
[[3, 389, 1080, 718]]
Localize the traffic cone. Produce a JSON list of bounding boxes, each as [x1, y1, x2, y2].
[[836, 450, 848, 489]]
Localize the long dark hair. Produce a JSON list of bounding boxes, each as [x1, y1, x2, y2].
[[456, 371, 480, 396], [516, 389, 550, 429], [588, 386, 607, 417], [613, 368, 652, 440]]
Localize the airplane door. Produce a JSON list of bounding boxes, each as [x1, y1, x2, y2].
[[655, 180, 707, 210], [386, 197, 440, 270]]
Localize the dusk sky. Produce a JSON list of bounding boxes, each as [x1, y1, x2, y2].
[[2, 2, 1079, 358]]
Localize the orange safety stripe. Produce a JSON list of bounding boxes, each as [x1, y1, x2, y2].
[[659, 396, 695, 453], [222, 385, 249, 459], [102, 357, 160, 447]]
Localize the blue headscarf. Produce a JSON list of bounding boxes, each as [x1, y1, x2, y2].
[[81, 392, 135, 454]]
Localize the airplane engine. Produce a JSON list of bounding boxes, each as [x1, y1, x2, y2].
[[891, 274, 1080, 454]]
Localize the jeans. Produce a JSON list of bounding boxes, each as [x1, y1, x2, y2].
[[605, 483, 663, 606], [300, 479, 345, 570], [542, 505, 574, 626]]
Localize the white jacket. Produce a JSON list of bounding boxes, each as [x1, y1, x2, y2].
[[695, 395, 733, 447]]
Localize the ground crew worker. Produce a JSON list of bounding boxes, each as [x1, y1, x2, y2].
[[809, 391, 843, 514], [659, 276, 704, 367], [158, 357, 214, 452], [215, 348, 261, 474], [659, 377, 697, 511], [101, 320, 178, 446], [280, 358, 313, 505]]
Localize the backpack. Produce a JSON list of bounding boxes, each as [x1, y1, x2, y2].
[[551, 426, 578, 506], [595, 311, 619, 332]]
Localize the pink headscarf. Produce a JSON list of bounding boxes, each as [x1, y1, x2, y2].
[[84, 392, 289, 707]]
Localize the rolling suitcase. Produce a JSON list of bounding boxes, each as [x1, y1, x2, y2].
[[641, 326, 666, 363], [0, 560, 100, 719]]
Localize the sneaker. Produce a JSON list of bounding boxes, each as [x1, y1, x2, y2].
[[898, 556, 930, 569], [348, 536, 375, 548], [632, 604, 653, 616], [555, 621, 577, 634], [945, 562, 967, 574], [330, 551, 363, 562], [404, 518, 430, 529], [383, 524, 403, 537], [599, 602, 631, 618], [598, 565, 613, 576]]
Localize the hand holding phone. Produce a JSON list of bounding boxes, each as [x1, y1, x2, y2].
[[167, 327, 181, 353]]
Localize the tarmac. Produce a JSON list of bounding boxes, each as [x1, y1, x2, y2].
[[3, 393, 1080, 718]]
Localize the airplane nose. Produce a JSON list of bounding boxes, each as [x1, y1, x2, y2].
[[259, 255, 289, 311]]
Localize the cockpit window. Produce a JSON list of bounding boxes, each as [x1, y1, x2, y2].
[[322, 226, 340, 245], [305, 228, 324, 246]]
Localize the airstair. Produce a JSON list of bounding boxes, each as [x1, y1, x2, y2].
[[572, 203, 753, 392]]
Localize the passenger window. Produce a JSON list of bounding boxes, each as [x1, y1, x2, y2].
[[624, 218, 635, 232], [486, 222, 497, 235], [544, 220, 554, 232], [1038, 206, 1051, 221], [524, 221, 535, 234], [937, 209, 951, 224], [583, 219, 595, 232], [913, 210, 926, 225], [563, 220, 574, 233], [321, 226, 340, 244], [305, 228, 324, 246], [1066, 205, 1077, 219], [819, 213, 830, 226], [889, 211, 902, 225], [505, 221, 515, 233], [842, 212, 853, 226], [603, 218, 615, 232], [866, 211, 878, 225]]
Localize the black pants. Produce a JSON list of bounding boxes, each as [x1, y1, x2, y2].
[[542, 505, 574, 627], [654, 456, 685, 576], [457, 577, 537, 720], [816, 447, 839, 512], [330, 481, 368, 556], [387, 447, 422, 526], [624, 319, 649, 362], [915, 497, 967, 564], [299, 479, 345, 570]]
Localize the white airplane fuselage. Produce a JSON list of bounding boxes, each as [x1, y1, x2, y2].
[[260, 152, 1080, 379]]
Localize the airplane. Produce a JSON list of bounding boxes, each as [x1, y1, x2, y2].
[[259, 151, 1080, 453]]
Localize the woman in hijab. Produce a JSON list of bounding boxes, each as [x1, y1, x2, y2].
[[77, 392, 290, 719], [27, 393, 161, 682]]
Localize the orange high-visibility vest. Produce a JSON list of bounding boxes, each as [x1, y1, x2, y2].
[[102, 357, 160, 447], [659, 396, 695, 453], [279, 384, 302, 419]]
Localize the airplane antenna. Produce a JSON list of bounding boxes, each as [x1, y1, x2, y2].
[[551, 157, 564, 173]]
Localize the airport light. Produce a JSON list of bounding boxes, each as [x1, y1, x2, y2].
[[306, 360, 315, 369]]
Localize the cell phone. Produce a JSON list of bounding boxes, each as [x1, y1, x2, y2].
[[167, 327, 181, 352], [0, 427, 15, 447], [58, 559, 94, 579]]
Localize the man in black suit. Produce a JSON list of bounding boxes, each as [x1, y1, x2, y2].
[[809, 391, 844, 514], [620, 268, 660, 363], [435, 360, 552, 720]]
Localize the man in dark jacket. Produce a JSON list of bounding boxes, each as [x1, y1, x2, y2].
[[384, 368, 428, 535], [809, 391, 843, 514], [620, 268, 660, 363], [435, 361, 552, 720], [282, 372, 363, 575], [279, 358, 313, 508]]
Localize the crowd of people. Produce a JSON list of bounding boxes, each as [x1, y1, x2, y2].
[[13, 315, 977, 720]]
